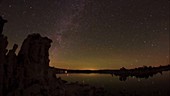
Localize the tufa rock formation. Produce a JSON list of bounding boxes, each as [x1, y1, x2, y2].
[[0, 16, 8, 96], [0, 15, 54, 96], [0, 16, 112, 96], [17, 33, 52, 86], [3, 44, 18, 95], [0, 16, 7, 34]]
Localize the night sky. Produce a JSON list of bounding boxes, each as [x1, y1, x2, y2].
[[0, 0, 169, 69]]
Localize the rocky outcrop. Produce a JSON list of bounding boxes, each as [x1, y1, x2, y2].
[[3, 44, 18, 95], [0, 16, 7, 34], [0, 16, 54, 96], [17, 33, 52, 87], [0, 16, 8, 96], [0, 16, 112, 96], [5, 33, 51, 96]]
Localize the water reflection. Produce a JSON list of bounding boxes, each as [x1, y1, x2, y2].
[[57, 71, 170, 96], [55, 65, 170, 81], [55, 65, 170, 95], [113, 65, 169, 81]]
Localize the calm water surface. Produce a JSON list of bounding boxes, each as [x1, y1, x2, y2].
[[57, 71, 170, 96]]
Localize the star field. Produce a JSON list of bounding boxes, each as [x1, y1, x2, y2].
[[0, 0, 169, 69]]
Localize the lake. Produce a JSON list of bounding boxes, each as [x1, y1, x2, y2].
[[57, 71, 170, 96]]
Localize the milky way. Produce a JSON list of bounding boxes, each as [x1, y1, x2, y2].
[[0, 0, 169, 69], [51, 0, 87, 53]]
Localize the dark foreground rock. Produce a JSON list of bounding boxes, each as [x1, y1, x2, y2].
[[0, 16, 112, 96], [0, 16, 8, 96]]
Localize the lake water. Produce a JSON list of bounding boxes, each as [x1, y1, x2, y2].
[[57, 71, 170, 96]]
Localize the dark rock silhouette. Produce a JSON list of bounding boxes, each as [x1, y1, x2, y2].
[[17, 33, 52, 86], [10, 33, 53, 96], [3, 44, 18, 94], [0, 16, 7, 34], [0, 16, 8, 96], [0, 16, 112, 96]]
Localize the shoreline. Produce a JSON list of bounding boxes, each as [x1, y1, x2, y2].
[[52, 64, 170, 81]]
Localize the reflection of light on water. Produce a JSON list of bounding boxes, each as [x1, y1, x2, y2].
[[58, 73, 109, 78], [77, 73, 100, 77], [57, 71, 170, 96], [65, 73, 97, 77]]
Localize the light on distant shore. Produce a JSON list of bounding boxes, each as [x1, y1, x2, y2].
[[65, 71, 67, 74]]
